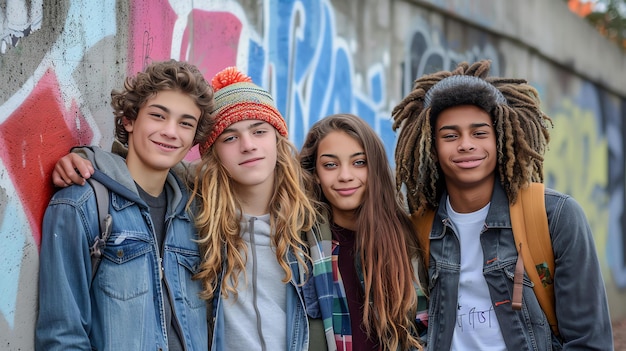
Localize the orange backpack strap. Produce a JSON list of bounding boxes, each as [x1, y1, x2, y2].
[[510, 182, 558, 336], [411, 208, 436, 270]]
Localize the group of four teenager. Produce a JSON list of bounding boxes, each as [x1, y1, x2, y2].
[[37, 59, 612, 350]]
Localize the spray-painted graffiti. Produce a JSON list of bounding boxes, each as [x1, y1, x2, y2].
[[401, 17, 502, 96], [120, 0, 392, 154], [0, 0, 393, 347], [1, 0, 625, 349], [542, 83, 626, 287], [0, 0, 43, 54], [543, 96, 610, 252]]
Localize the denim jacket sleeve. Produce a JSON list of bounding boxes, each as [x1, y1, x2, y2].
[[36, 187, 96, 350], [548, 192, 613, 350]]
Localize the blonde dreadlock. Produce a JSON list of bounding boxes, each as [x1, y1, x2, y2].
[[392, 60, 552, 214]]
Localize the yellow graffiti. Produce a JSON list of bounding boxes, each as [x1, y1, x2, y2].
[[543, 99, 608, 260]]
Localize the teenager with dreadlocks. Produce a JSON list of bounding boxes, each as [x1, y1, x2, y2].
[[299, 113, 428, 351], [392, 60, 612, 350]]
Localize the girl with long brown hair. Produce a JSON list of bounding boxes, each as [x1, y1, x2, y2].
[[300, 113, 427, 351]]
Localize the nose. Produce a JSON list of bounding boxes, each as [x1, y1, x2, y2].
[[240, 134, 257, 152], [458, 136, 476, 152], [337, 166, 354, 182], [161, 119, 178, 139]]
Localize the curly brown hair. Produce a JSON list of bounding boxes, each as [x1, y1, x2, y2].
[[111, 59, 214, 146], [392, 60, 552, 213]]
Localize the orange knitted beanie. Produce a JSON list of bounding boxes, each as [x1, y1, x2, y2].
[[199, 67, 287, 155]]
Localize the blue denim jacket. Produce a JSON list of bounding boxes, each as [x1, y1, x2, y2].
[[36, 168, 208, 351], [426, 181, 613, 351], [210, 243, 312, 351]]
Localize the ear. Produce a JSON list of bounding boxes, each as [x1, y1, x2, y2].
[[123, 117, 134, 133]]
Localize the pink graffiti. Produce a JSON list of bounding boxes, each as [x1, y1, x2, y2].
[[127, 1, 244, 161], [128, 0, 177, 74], [180, 10, 243, 81], [128, 1, 242, 81], [0, 69, 93, 246]]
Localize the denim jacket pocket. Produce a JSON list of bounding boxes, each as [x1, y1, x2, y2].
[[176, 251, 206, 309], [503, 263, 549, 327], [502, 262, 554, 349], [503, 263, 534, 288], [98, 230, 152, 300]]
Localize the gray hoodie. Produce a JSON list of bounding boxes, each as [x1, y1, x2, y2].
[[222, 214, 288, 350]]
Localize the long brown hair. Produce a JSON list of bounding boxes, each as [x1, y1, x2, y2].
[[190, 133, 318, 300], [392, 60, 552, 213], [300, 113, 424, 351]]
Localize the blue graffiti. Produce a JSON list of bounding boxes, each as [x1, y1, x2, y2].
[[247, 0, 393, 156]]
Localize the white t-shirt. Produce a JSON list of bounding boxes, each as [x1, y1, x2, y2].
[[447, 197, 506, 351]]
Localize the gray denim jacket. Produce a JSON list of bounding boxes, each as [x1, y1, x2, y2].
[[425, 181, 613, 350]]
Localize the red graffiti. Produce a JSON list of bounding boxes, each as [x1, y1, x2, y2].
[[0, 70, 92, 246], [126, 1, 244, 162]]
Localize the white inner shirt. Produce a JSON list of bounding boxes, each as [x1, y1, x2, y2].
[[447, 197, 506, 351]]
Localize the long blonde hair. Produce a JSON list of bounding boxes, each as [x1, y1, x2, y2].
[[190, 133, 318, 299]]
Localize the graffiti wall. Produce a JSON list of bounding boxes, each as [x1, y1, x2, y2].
[[1, 0, 624, 348]]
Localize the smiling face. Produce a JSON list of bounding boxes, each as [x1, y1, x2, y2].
[[435, 104, 497, 204], [214, 119, 278, 194], [124, 89, 200, 181], [315, 130, 368, 229]]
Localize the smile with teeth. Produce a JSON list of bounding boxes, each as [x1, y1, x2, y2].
[[154, 141, 177, 149]]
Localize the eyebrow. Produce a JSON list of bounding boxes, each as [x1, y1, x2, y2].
[[222, 121, 267, 134], [149, 104, 199, 122], [438, 122, 491, 132], [319, 151, 366, 159]]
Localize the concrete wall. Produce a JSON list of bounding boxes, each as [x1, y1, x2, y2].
[[1, 0, 624, 348]]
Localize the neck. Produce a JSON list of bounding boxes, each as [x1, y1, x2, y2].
[[332, 209, 357, 231], [125, 154, 168, 197], [236, 184, 273, 216], [445, 177, 495, 213]]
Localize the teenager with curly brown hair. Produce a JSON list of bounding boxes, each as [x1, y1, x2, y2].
[[37, 59, 214, 351]]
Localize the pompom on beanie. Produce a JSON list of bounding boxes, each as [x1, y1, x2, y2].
[[199, 67, 287, 155]]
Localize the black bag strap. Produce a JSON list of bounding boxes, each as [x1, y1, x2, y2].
[[86, 178, 112, 285]]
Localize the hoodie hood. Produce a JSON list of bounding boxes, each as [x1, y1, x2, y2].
[[74, 145, 188, 214]]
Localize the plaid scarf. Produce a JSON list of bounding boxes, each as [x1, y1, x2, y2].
[[308, 222, 429, 351], [307, 223, 337, 350], [331, 238, 354, 350]]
